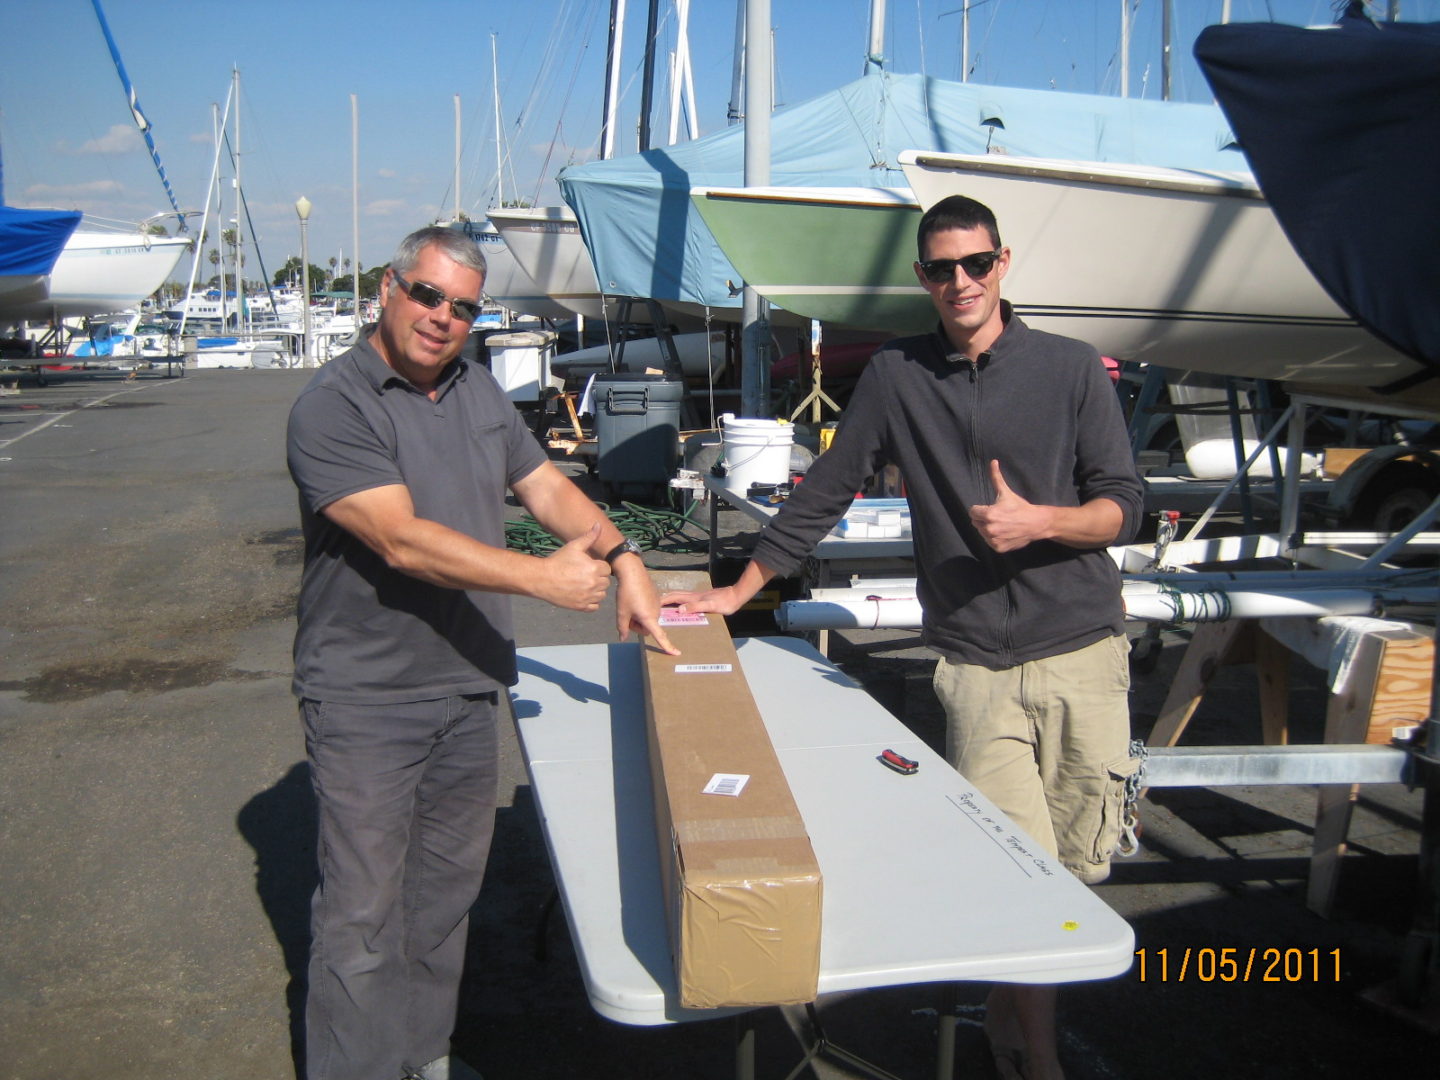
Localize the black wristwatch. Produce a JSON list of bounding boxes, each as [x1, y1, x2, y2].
[[604, 537, 643, 563]]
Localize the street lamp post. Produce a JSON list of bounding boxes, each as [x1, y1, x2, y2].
[[295, 196, 313, 367]]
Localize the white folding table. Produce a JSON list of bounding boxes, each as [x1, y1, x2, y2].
[[511, 635, 1134, 1077]]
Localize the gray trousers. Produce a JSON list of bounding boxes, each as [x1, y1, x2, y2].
[[301, 693, 500, 1080]]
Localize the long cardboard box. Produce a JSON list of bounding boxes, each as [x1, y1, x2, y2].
[[641, 570, 822, 1009]]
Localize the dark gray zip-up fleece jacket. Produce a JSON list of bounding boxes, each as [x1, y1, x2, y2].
[[751, 305, 1144, 669]]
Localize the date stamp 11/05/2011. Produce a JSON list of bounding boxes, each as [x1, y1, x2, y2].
[[1134, 947, 1343, 983]]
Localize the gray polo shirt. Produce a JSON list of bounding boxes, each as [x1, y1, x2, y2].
[[286, 329, 548, 704]]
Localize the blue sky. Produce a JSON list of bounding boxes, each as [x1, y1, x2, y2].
[[2, 1, 1432, 277]]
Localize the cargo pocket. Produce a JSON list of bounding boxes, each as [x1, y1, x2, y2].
[[1098, 754, 1143, 862]]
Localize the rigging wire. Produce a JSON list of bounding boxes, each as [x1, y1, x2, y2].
[[89, 0, 185, 230], [220, 127, 277, 311], [471, 0, 604, 211]]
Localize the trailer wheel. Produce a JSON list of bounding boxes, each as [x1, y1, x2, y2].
[[1345, 461, 1440, 533], [1129, 633, 1163, 674]]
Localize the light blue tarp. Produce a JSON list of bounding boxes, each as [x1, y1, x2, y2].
[[559, 71, 1246, 310]]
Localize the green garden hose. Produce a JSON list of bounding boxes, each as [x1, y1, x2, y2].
[[505, 498, 710, 556]]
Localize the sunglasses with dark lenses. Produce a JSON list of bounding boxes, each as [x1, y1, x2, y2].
[[918, 249, 1003, 284], [393, 271, 482, 322]]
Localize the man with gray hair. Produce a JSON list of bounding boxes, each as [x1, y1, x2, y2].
[[287, 225, 678, 1080]]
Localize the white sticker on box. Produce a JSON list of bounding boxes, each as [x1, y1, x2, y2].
[[703, 773, 750, 797], [673, 663, 732, 673], [659, 610, 710, 626]]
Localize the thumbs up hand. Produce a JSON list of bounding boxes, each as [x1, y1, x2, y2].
[[968, 459, 1050, 553]]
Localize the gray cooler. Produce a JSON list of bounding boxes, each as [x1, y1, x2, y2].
[[592, 373, 684, 494]]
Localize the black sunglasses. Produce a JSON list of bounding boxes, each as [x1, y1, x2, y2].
[[392, 271, 482, 322], [918, 249, 1004, 284]]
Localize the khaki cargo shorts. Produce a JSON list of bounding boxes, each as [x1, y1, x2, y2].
[[932, 634, 1137, 884]]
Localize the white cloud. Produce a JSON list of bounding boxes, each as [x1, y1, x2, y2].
[[62, 124, 144, 156], [22, 180, 124, 200], [376, 168, 397, 179], [364, 199, 408, 216]]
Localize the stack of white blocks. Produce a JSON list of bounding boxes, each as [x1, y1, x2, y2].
[[829, 498, 911, 539]]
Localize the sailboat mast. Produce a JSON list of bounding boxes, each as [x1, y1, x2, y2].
[[492, 33, 503, 207], [1120, 0, 1130, 98], [1161, 0, 1173, 101], [601, 0, 627, 158], [741, 0, 772, 418], [352, 93, 360, 315], [961, 0, 970, 83], [213, 102, 225, 327], [667, 0, 697, 144], [178, 92, 230, 340], [232, 67, 245, 333], [866, 0, 886, 74], [639, 0, 661, 151], [728, 1, 744, 124], [454, 93, 462, 221]]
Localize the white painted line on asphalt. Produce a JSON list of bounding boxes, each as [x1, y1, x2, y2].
[[0, 380, 180, 452]]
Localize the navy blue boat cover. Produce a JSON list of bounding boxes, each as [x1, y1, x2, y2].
[[1196, 13, 1440, 387]]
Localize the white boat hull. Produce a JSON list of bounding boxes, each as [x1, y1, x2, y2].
[[185, 337, 289, 369], [898, 151, 1421, 388], [467, 221, 576, 321], [488, 207, 671, 325], [10, 230, 192, 321], [1, 274, 50, 311]]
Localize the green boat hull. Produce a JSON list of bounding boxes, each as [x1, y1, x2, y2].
[[692, 189, 932, 335]]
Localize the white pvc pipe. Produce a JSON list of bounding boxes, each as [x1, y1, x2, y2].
[[1122, 589, 1380, 623], [777, 597, 923, 631], [779, 586, 1395, 631]]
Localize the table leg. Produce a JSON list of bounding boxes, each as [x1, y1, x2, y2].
[[734, 1017, 755, 1080], [935, 983, 958, 1080], [782, 1002, 906, 1080], [708, 491, 719, 582]]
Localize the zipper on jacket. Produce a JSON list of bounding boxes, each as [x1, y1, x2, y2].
[[964, 354, 1017, 666]]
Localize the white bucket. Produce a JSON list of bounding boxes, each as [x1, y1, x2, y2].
[[720, 414, 794, 494]]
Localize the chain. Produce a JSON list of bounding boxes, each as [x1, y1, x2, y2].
[[1117, 737, 1150, 857]]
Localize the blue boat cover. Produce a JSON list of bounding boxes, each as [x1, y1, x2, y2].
[[559, 71, 1247, 310], [0, 205, 82, 276], [1195, 14, 1440, 385]]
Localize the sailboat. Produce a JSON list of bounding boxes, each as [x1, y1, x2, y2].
[[4, 1, 193, 330], [487, 4, 682, 328], [462, 220, 573, 322], [0, 206, 82, 326], [689, 185, 924, 333], [560, 72, 1245, 322], [488, 205, 665, 324], [6, 219, 190, 322], [896, 149, 1419, 388]]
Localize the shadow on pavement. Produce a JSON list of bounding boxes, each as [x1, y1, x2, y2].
[[238, 760, 317, 1080]]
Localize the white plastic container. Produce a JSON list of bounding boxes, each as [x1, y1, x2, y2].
[[486, 329, 557, 402], [719, 414, 794, 494]]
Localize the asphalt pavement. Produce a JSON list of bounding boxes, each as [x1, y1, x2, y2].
[[0, 367, 1435, 1079]]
